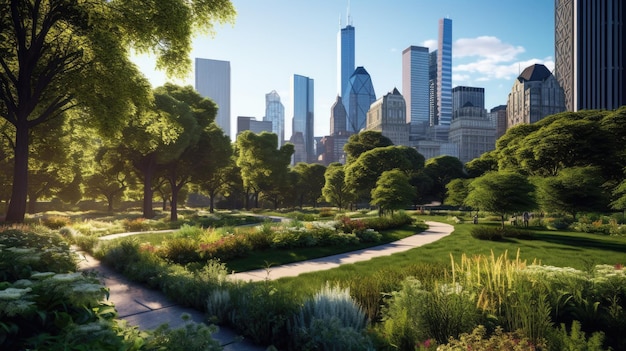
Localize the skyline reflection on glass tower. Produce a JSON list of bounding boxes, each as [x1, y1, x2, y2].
[[291, 74, 314, 162], [437, 18, 452, 126], [195, 58, 231, 138], [344, 66, 376, 133], [402, 46, 430, 126], [263, 90, 285, 146]]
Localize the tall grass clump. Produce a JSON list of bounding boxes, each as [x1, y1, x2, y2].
[[290, 283, 372, 350]]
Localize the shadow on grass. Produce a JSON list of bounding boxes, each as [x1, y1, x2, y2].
[[532, 233, 626, 254]]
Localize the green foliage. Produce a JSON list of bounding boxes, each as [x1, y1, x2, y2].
[[145, 315, 222, 351], [159, 237, 202, 264], [471, 226, 534, 241], [199, 234, 252, 261], [344, 131, 394, 164], [438, 325, 546, 351], [322, 163, 354, 209], [123, 217, 151, 232], [228, 281, 300, 348], [548, 320, 608, 351], [371, 169, 415, 214], [41, 215, 72, 229], [290, 283, 372, 350], [423, 155, 466, 202]]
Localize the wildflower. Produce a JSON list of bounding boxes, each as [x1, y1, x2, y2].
[[0, 287, 32, 300], [49, 272, 83, 282]]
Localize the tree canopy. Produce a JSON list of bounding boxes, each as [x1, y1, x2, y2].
[[371, 169, 414, 215], [0, 0, 236, 222]]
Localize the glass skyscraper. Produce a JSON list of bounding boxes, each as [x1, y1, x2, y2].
[[337, 24, 355, 98], [402, 46, 430, 126], [195, 58, 231, 139], [344, 67, 376, 134], [555, 0, 626, 111], [437, 18, 452, 126], [263, 90, 285, 146], [292, 74, 314, 162]]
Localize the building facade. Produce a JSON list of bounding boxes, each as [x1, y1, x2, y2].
[[292, 74, 315, 163], [449, 96, 496, 164], [195, 58, 231, 138], [507, 64, 565, 128], [344, 66, 376, 134], [338, 23, 355, 97], [366, 88, 409, 147], [429, 50, 439, 126], [555, 0, 626, 111], [330, 95, 347, 135], [437, 18, 453, 126], [402, 46, 430, 126], [264, 90, 285, 146], [488, 105, 508, 140], [236, 116, 272, 137], [452, 86, 485, 118]]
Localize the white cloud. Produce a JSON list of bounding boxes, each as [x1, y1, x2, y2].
[[453, 36, 525, 62], [421, 39, 437, 51], [452, 73, 471, 84]]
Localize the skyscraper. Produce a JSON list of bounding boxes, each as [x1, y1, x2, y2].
[[429, 50, 439, 126], [344, 66, 376, 134], [366, 88, 409, 146], [507, 64, 565, 128], [195, 58, 231, 138], [402, 46, 430, 126], [555, 0, 626, 111], [330, 95, 347, 135], [264, 90, 285, 146], [337, 21, 355, 97], [452, 86, 485, 119], [291, 74, 314, 163], [437, 18, 453, 126]]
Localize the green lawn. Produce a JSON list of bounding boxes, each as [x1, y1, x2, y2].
[[268, 216, 626, 296]]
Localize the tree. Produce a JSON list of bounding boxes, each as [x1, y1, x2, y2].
[[0, 0, 236, 222], [535, 166, 608, 219], [293, 163, 327, 208], [236, 131, 294, 209], [322, 163, 354, 209], [343, 130, 393, 164], [345, 146, 424, 202], [445, 178, 470, 208], [423, 155, 466, 203], [465, 151, 498, 178], [610, 176, 626, 220], [465, 171, 537, 228], [371, 169, 414, 216], [83, 146, 135, 212]]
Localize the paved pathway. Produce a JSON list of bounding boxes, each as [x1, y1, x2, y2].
[[78, 220, 453, 350]]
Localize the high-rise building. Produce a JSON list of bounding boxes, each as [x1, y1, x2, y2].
[[402, 46, 430, 126], [437, 18, 453, 126], [507, 64, 565, 128], [337, 21, 355, 97], [292, 74, 314, 163], [429, 50, 439, 126], [489, 105, 508, 140], [264, 90, 285, 146], [449, 106, 495, 164], [236, 116, 272, 137], [330, 95, 347, 135], [366, 88, 409, 146], [452, 86, 485, 119], [555, 0, 626, 111], [195, 58, 231, 138], [344, 66, 376, 133]]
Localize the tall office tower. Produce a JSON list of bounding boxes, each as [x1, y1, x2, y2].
[[428, 50, 439, 126], [555, 0, 626, 111], [452, 86, 485, 119], [195, 58, 231, 138], [236, 116, 272, 137], [507, 64, 565, 128], [292, 74, 314, 163], [437, 18, 453, 126], [489, 105, 508, 140], [402, 46, 430, 126], [337, 18, 355, 97], [330, 95, 347, 135], [366, 88, 409, 146], [264, 90, 285, 146], [344, 66, 376, 133]]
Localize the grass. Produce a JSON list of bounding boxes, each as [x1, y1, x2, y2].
[[268, 215, 626, 297]]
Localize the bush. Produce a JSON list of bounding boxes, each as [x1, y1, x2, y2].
[[175, 224, 206, 238], [438, 325, 546, 351], [159, 237, 202, 265], [546, 320, 609, 351], [41, 215, 71, 229], [199, 234, 252, 261], [470, 226, 504, 241], [122, 217, 150, 232], [290, 283, 373, 351], [545, 217, 572, 230]]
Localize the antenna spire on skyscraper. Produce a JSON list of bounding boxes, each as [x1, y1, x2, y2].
[[347, 0, 352, 25]]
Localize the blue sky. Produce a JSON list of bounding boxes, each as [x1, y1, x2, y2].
[[133, 0, 555, 140]]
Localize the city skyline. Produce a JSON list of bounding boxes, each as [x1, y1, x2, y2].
[[133, 0, 555, 140]]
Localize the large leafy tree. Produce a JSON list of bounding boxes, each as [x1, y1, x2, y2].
[[0, 0, 236, 222], [84, 146, 135, 212], [465, 171, 537, 228], [423, 155, 466, 203], [535, 166, 609, 219], [293, 162, 326, 208], [322, 163, 353, 209], [343, 130, 393, 164], [371, 169, 414, 216], [236, 131, 294, 209]]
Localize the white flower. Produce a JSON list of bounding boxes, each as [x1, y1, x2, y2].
[[0, 287, 32, 300], [49, 272, 83, 282]]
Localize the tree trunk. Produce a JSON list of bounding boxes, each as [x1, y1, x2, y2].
[[106, 194, 114, 212], [140, 155, 156, 219], [27, 192, 37, 214], [170, 185, 178, 222], [6, 124, 29, 222], [209, 189, 216, 213]]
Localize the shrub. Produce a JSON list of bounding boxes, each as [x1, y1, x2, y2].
[[470, 226, 504, 241], [318, 207, 336, 218], [145, 315, 222, 351], [545, 217, 572, 230], [199, 234, 252, 261], [159, 261, 229, 309], [122, 217, 150, 232], [158, 237, 202, 265], [41, 215, 71, 229], [247, 222, 275, 250], [290, 283, 372, 351], [175, 224, 206, 238], [546, 320, 609, 351], [438, 325, 546, 351]]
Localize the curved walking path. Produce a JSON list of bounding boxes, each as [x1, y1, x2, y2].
[[77, 220, 453, 350], [232, 221, 453, 282]]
